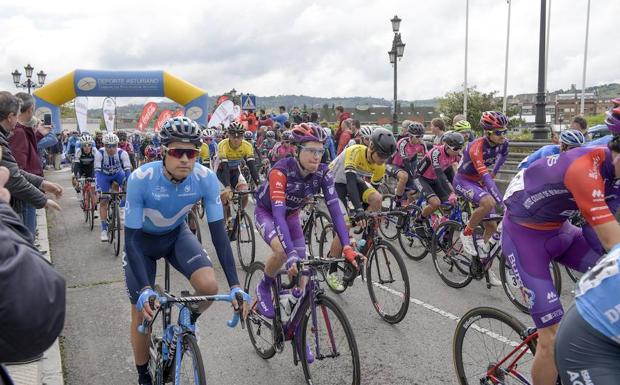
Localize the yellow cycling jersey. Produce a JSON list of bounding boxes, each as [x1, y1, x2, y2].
[[199, 143, 210, 163], [329, 144, 385, 184], [217, 138, 254, 167]]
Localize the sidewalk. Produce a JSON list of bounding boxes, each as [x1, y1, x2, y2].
[[6, 209, 64, 385]]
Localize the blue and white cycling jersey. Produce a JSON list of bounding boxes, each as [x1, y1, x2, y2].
[[587, 134, 613, 147], [576, 248, 620, 344], [124, 161, 223, 234], [517, 144, 559, 170], [94, 148, 131, 175]]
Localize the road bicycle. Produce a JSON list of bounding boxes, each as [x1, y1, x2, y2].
[[100, 190, 126, 257], [78, 177, 97, 231], [299, 194, 331, 258], [228, 190, 256, 272]]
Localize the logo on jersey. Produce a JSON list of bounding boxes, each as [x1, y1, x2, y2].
[[546, 291, 558, 303], [546, 154, 559, 167], [540, 309, 563, 324], [592, 189, 604, 198], [184, 185, 191, 193], [134, 167, 155, 180], [604, 304, 620, 324], [566, 370, 594, 385]]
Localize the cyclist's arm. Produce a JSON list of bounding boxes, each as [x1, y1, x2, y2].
[[124, 174, 151, 292], [430, 147, 453, 193], [269, 169, 303, 259], [345, 171, 364, 211], [491, 142, 509, 176], [321, 171, 351, 246], [120, 151, 132, 180], [246, 158, 260, 186], [202, 171, 240, 287], [469, 141, 502, 202], [72, 149, 81, 177], [94, 150, 104, 189]]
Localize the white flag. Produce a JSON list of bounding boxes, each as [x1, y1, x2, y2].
[[102, 97, 116, 133], [75, 97, 88, 133]]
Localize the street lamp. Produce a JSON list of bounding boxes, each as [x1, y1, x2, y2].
[[532, 0, 551, 139], [388, 16, 405, 133], [11, 64, 46, 94]]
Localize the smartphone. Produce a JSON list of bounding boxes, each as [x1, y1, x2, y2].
[[43, 114, 52, 126]]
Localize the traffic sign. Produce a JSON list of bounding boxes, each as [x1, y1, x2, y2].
[[241, 94, 256, 111]]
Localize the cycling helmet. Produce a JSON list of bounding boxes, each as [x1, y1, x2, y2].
[[202, 128, 215, 139], [401, 120, 413, 129], [453, 120, 472, 132], [265, 130, 276, 139], [145, 133, 154, 141], [79, 133, 93, 144], [370, 127, 397, 157], [159, 116, 202, 147], [443, 131, 465, 149], [282, 130, 294, 141], [116, 131, 127, 141], [102, 133, 119, 145], [215, 130, 225, 139], [228, 122, 245, 135], [243, 131, 254, 140], [359, 125, 375, 139], [479, 111, 508, 130], [559, 129, 586, 147], [290, 123, 327, 144], [605, 98, 620, 134], [407, 121, 425, 136]]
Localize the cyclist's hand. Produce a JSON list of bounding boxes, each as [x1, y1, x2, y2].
[[343, 245, 358, 268], [221, 188, 233, 204], [42, 180, 64, 198], [448, 193, 458, 206], [230, 287, 251, 320], [353, 209, 367, 229], [137, 288, 159, 321], [286, 253, 300, 281]]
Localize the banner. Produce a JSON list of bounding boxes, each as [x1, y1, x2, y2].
[[137, 102, 158, 131], [173, 108, 184, 117], [153, 109, 173, 132], [74, 96, 88, 133], [216, 95, 229, 106], [102, 97, 116, 133], [208, 100, 235, 128]]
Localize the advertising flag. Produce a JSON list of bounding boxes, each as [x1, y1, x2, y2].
[[137, 102, 158, 132]]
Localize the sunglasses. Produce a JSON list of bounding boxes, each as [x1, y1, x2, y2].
[[230, 133, 243, 138], [410, 134, 423, 139], [83, 143, 92, 147], [105, 144, 117, 149], [301, 146, 325, 157], [165, 147, 200, 159], [448, 145, 463, 152], [283, 141, 290, 144], [493, 130, 508, 136]]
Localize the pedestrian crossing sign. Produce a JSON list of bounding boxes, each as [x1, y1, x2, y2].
[[241, 94, 256, 111]]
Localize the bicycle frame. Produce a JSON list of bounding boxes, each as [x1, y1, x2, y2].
[[484, 329, 538, 384]]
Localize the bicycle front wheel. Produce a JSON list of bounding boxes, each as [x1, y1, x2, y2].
[[301, 294, 360, 385], [397, 205, 429, 261], [307, 210, 330, 258], [175, 334, 206, 385], [431, 221, 473, 288], [318, 224, 348, 295], [378, 194, 399, 240], [235, 211, 256, 272], [114, 201, 122, 257], [107, 201, 115, 245], [244, 262, 276, 359], [365, 240, 410, 324], [453, 307, 536, 385], [88, 190, 96, 232], [187, 210, 202, 245]]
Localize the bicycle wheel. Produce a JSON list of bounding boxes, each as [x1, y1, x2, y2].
[[453, 307, 536, 385], [147, 337, 166, 385], [89, 190, 96, 232], [187, 210, 202, 244], [107, 201, 115, 245], [378, 194, 399, 240], [174, 334, 206, 385], [114, 201, 122, 257], [318, 224, 347, 295], [307, 210, 330, 258], [565, 265, 583, 283], [83, 191, 90, 223], [198, 200, 205, 219], [499, 256, 563, 314], [235, 211, 256, 272], [365, 240, 410, 324], [301, 294, 361, 385], [244, 262, 276, 359], [397, 205, 430, 261], [431, 221, 473, 288]]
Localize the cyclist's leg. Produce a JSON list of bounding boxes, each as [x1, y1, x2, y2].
[[454, 174, 495, 237], [501, 216, 567, 385], [361, 182, 381, 212], [416, 178, 442, 218], [556, 305, 620, 385], [328, 183, 351, 258], [554, 223, 603, 272], [98, 174, 113, 232]]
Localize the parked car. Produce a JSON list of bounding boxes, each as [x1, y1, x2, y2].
[[588, 124, 610, 140]]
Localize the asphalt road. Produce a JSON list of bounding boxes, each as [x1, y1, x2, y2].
[[46, 167, 578, 385]]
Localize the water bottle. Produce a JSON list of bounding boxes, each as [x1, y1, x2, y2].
[[356, 239, 366, 253]]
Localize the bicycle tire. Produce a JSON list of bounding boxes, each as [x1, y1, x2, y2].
[[235, 211, 255, 272], [318, 224, 347, 295], [453, 306, 536, 385], [83, 191, 89, 223], [244, 262, 276, 359], [365, 240, 410, 324], [499, 256, 563, 314], [378, 194, 399, 240], [431, 221, 473, 288], [397, 205, 430, 261], [300, 294, 361, 385], [107, 200, 115, 245], [187, 211, 202, 245], [174, 334, 206, 385], [565, 265, 583, 283], [114, 201, 121, 257], [89, 189, 96, 232], [198, 200, 205, 219], [307, 210, 330, 258]]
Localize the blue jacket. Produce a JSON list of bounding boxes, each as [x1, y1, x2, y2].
[[517, 144, 560, 170]]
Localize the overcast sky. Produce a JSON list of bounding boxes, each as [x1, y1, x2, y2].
[[1, 0, 617, 108]]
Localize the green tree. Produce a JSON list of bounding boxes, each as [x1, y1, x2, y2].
[[437, 87, 519, 131], [586, 113, 606, 127], [60, 101, 75, 119]]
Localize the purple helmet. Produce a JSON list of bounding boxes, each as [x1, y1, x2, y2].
[[605, 98, 620, 134], [479, 111, 508, 130], [290, 123, 327, 144]]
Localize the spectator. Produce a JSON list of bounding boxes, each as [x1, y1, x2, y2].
[[336, 118, 360, 155], [430, 117, 446, 145], [241, 110, 258, 133], [0, 149, 66, 369], [570, 115, 588, 135], [452, 114, 466, 126], [551, 131, 560, 145], [310, 111, 319, 123], [49, 133, 64, 170], [272, 106, 289, 127], [257, 109, 273, 128], [291, 107, 303, 124], [0, 91, 62, 218], [399, 119, 413, 139], [333, 106, 351, 144]]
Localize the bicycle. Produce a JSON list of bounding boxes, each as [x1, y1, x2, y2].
[[453, 306, 563, 385], [100, 191, 126, 257], [228, 190, 256, 272], [186, 204, 202, 245], [300, 194, 331, 258], [138, 261, 245, 385], [318, 210, 411, 324], [79, 177, 97, 231], [244, 258, 361, 385]]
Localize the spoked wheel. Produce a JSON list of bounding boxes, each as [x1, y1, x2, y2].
[[174, 334, 206, 385], [307, 210, 331, 258], [378, 194, 400, 241], [565, 266, 583, 283], [499, 256, 562, 314], [147, 336, 166, 385], [113, 201, 122, 257], [398, 205, 430, 261], [234, 211, 256, 272], [83, 192, 90, 223], [107, 202, 115, 245], [431, 221, 473, 288], [300, 294, 361, 385], [453, 307, 536, 385], [89, 190, 96, 232], [244, 262, 276, 359], [318, 224, 348, 295], [365, 240, 410, 324], [197, 199, 205, 219], [187, 210, 202, 244]]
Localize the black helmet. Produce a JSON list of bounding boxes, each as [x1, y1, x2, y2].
[[442, 131, 465, 149], [407, 122, 425, 136], [370, 127, 397, 157], [159, 116, 202, 147], [116, 131, 127, 141], [228, 122, 245, 135]]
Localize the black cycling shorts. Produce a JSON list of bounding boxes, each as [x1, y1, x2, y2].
[[414, 176, 451, 202], [555, 305, 620, 385]]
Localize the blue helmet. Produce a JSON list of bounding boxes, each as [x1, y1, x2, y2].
[[559, 129, 586, 147]]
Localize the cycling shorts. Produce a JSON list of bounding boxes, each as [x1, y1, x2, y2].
[[98, 171, 126, 193], [414, 176, 451, 202]]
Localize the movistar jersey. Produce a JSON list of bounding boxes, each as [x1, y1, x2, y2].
[[517, 144, 560, 170]]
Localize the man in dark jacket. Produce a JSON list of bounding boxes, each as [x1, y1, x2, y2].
[[0, 91, 62, 215]]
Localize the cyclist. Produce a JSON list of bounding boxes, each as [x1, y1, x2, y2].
[[95, 133, 132, 241], [413, 131, 463, 234], [555, 249, 620, 385], [199, 129, 211, 168], [139, 132, 154, 161], [322, 126, 336, 163], [123, 116, 249, 385], [453, 119, 476, 144], [117, 131, 136, 170], [356, 125, 374, 147], [388, 121, 427, 206], [453, 111, 509, 256], [517, 129, 586, 170], [71, 133, 95, 194], [270, 130, 296, 165], [254, 123, 359, 318], [258, 130, 277, 160]]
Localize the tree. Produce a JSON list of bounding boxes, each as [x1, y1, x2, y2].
[[437, 87, 520, 131], [586, 113, 606, 127], [60, 101, 75, 119]]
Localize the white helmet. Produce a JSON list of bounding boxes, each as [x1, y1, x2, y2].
[[359, 125, 375, 139], [102, 133, 119, 145], [401, 120, 413, 129]]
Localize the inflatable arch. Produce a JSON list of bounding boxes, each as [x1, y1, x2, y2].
[[33, 69, 208, 132]]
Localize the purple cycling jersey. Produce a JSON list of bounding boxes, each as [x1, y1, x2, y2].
[[457, 136, 509, 181]]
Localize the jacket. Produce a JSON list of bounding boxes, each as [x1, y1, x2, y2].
[[8, 122, 44, 177]]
